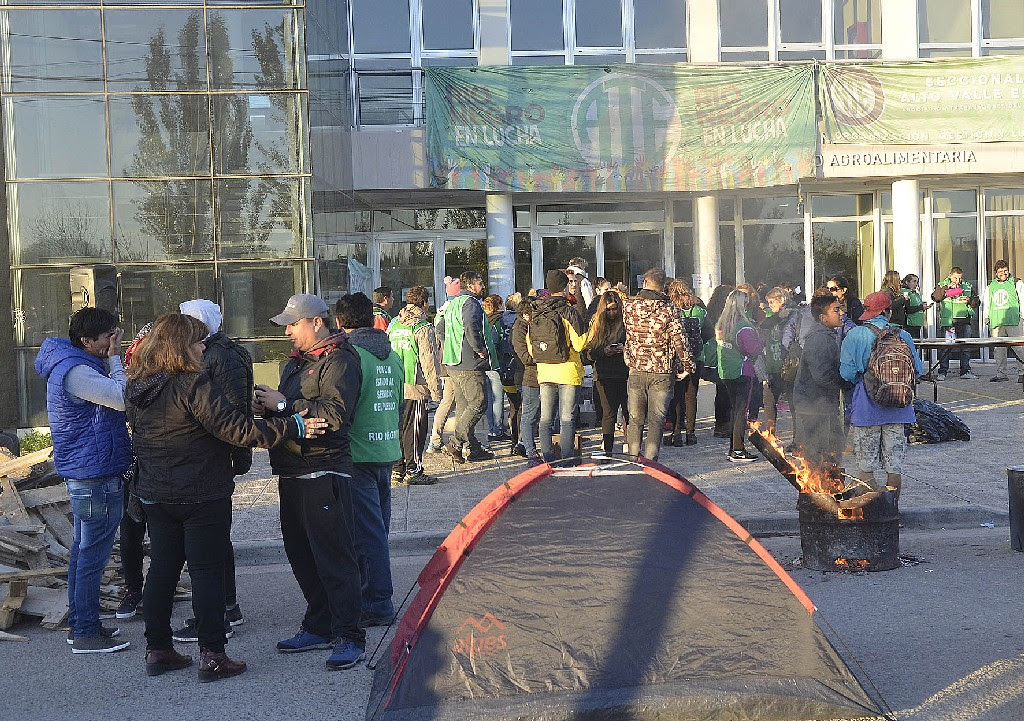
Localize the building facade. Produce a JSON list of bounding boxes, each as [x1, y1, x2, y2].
[[3, 0, 1024, 426]]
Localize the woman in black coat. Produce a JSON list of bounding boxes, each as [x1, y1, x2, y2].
[[126, 313, 325, 682]]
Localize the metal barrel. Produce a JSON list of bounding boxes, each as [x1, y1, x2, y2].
[[1008, 466, 1024, 551], [797, 490, 900, 571]]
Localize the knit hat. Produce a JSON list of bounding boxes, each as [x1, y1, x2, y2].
[[444, 276, 461, 298], [859, 291, 892, 321], [545, 269, 569, 292]]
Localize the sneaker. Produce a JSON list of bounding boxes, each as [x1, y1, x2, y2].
[[72, 634, 131, 654], [224, 604, 244, 627], [685, 433, 697, 446], [511, 443, 528, 459], [326, 640, 366, 671], [172, 618, 234, 643], [727, 449, 759, 463], [936, 373, 946, 381], [390, 466, 406, 485], [276, 629, 333, 653], [145, 647, 193, 677], [526, 454, 545, 468], [198, 648, 247, 682], [464, 445, 495, 462], [425, 441, 442, 454], [404, 469, 438, 486], [991, 375, 1010, 382], [67, 623, 120, 645], [960, 371, 979, 379], [115, 589, 143, 619], [359, 611, 394, 627], [442, 441, 466, 464], [487, 432, 511, 442]]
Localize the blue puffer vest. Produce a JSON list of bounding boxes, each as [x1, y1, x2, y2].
[[34, 337, 132, 480]]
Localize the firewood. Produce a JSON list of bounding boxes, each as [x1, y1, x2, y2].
[[0, 629, 28, 641], [0, 566, 68, 584], [0, 447, 54, 478], [36, 506, 74, 550], [0, 478, 31, 523], [0, 579, 27, 629]]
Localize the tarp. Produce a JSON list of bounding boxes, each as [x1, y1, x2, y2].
[[425, 64, 817, 193], [367, 460, 887, 721], [821, 56, 1024, 145]]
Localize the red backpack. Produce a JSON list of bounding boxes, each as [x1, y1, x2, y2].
[[864, 325, 916, 407]]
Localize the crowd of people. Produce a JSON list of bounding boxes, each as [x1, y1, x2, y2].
[[34, 253, 1024, 681]]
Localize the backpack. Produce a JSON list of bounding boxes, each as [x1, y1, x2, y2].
[[864, 324, 916, 407], [530, 305, 570, 363], [680, 313, 704, 363], [495, 317, 519, 385], [779, 312, 803, 384]]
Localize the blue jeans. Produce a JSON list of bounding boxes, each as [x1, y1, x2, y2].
[[484, 370, 505, 435], [938, 321, 973, 374], [519, 385, 541, 455], [350, 464, 394, 619], [626, 371, 674, 461], [67, 475, 124, 638], [539, 383, 578, 460]]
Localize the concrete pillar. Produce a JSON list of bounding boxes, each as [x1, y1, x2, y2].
[[882, 0, 919, 60], [695, 195, 721, 302], [486, 194, 515, 299], [687, 1, 720, 62], [478, 0, 509, 66], [892, 178, 922, 281]]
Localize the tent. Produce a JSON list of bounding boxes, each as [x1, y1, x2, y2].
[[367, 458, 887, 721]]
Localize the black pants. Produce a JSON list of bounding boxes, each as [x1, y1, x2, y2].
[[506, 389, 522, 445], [794, 411, 844, 472], [143, 498, 231, 652], [762, 374, 786, 430], [714, 381, 731, 433], [724, 376, 753, 452], [279, 474, 365, 645], [669, 369, 700, 435], [447, 369, 487, 451], [595, 377, 628, 453], [398, 399, 429, 475]]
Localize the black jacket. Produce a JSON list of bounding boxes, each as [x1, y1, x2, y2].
[[203, 332, 254, 475], [126, 371, 297, 504], [590, 325, 628, 381], [792, 321, 846, 416], [268, 331, 361, 478], [511, 316, 537, 388]]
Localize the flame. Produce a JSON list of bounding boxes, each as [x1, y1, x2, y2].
[[834, 558, 870, 570], [748, 421, 844, 495]]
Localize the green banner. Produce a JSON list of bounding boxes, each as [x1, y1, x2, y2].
[[821, 56, 1024, 144], [425, 64, 816, 192]]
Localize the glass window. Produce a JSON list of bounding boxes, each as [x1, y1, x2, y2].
[[216, 177, 308, 259], [983, 0, 1024, 40], [673, 226, 694, 282], [423, 0, 474, 50], [719, 224, 737, 286], [673, 199, 692, 223], [719, 198, 735, 222], [511, 0, 564, 51], [18, 267, 72, 348], [743, 223, 806, 289], [634, 0, 687, 49], [778, 49, 825, 60], [541, 235, 596, 277], [112, 180, 214, 262], [18, 350, 49, 428], [381, 239, 438, 306], [241, 339, 298, 387], [812, 219, 873, 298], [834, 0, 881, 45], [779, 0, 822, 43], [812, 193, 872, 217], [933, 190, 977, 214], [351, 0, 411, 54], [444, 238, 490, 290], [11, 182, 111, 265], [7, 97, 107, 179], [919, 0, 971, 44], [743, 196, 801, 221], [514, 206, 531, 228], [515, 232, 533, 293], [0, 9, 103, 93], [536, 202, 664, 225], [721, 50, 770, 61], [720, 0, 769, 47], [108, 95, 211, 178], [604, 230, 662, 294], [118, 264, 217, 338], [933, 216, 978, 293], [574, 53, 627, 64], [212, 93, 307, 175], [634, 52, 688, 63], [575, 0, 622, 47], [208, 9, 303, 90], [104, 9, 207, 91], [221, 261, 310, 338], [985, 188, 1024, 211], [511, 55, 566, 65], [357, 73, 415, 125], [987, 216, 1024, 276], [318, 241, 371, 302]]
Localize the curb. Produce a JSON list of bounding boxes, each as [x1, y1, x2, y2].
[[233, 506, 1010, 566]]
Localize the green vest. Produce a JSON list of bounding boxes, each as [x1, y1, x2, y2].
[[903, 289, 925, 327], [483, 317, 499, 369], [442, 295, 470, 366], [387, 316, 430, 385], [988, 278, 1021, 328], [717, 318, 752, 380], [938, 279, 974, 326], [762, 318, 785, 375], [348, 345, 404, 464]]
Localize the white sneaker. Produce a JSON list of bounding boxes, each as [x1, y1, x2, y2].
[[936, 373, 946, 381], [960, 371, 979, 380]]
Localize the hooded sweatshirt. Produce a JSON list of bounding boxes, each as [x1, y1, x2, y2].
[[345, 327, 405, 464]]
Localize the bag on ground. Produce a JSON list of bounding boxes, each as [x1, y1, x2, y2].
[[864, 324, 917, 407]]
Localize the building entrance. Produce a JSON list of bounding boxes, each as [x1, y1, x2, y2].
[[603, 230, 663, 293]]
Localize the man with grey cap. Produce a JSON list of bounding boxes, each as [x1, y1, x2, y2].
[[253, 293, 366, 671]]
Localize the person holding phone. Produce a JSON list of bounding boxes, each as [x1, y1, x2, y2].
[[585, 291, 629, 454]]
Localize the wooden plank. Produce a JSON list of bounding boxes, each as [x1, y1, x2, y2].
[[0, 447, 53, 478], [0, 524, 45, 535], [0, 579, 27, 630], [0, 629, 28, 641], [0, 478, 31, 523], [0, 527, 47, 553], [36, 506, 74, 550], [0, 566, 68, 583], [19, 485, 69, 509]]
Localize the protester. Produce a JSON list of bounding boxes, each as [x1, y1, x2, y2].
[[703, 284, 735, 439], [511, 296, 540, 463], [255, 293, 366, 671], [35, 307, 131, 654], [481, 294, 508, 442], [985, 260, 1024, 382], [586, 289, 629, 454], [126, 313, 326, 680], [667, 280, 704, 446], [932, 266, 980, 380], [716, 289, 764, 463], [623, 268, 694, 461], [900, 274, 929, 340], [792, 295, 846, 473], [839, 292, 924, 503], [531, 270, 587, 460], [335, 293, 404, 629], [566, 256, 595, 307], [372, 287, 394, 331], [427, 276, 461, 452], [586, 277, 612, 320], [827, 275, 864, 326], [880, 270, 909, 328], [387, 286, 442, 485], [503, 293, 524, 448], [759, 286, 792, 435], [437, 271, 494, 463]]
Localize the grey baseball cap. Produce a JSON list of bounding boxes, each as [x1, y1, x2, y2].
[[270, 293, 330, 326]]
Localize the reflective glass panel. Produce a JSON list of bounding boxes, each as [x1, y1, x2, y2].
[[216, 177, 308, 259], [719, 224, 737, 286], [673, 226, 694, 282], [444, 238, 489, 291], [983, 0, 1024, 39], [574, 54, 627, 64], [212, 93, 307, 175], [919, 0, 970, 43], [514, 206, 530, 227], [511, 0, 564, 51], [112, 180, 214, 262], [986, 216, 1024, 276], [778, 50, 825, 60], [118, 264, 217, 338], [536, 202, 663, 225], [12, 182, 111, 264], [575, 0, 622, 47], [933, 216, 978, 293], [743, 196, 801, 220], [634, 0, 687, 49], [19, 350, 49, 428], [743, 223, 806, 289], [0, 9, 103, 92], [933, 190, 977, 214], [104, 9, 207, 91], [221, 261, 310, 338], [719, 198, 735, 221], [317, 241, 372, 302], [720, 0, 769, 47], [511, 55, 566, 65], [108, 95, 211, 178], [812, 193, 872, 217], [780, 0, 822, 43], [515, 232, 533, 293], [721, 50, 770, 61], [7, 97, 107, 179], [835, 47, 881, 59], [351, 0, 411, 53], [812, 219, 873, 298], [18, 267, 72, 348], [985, 189, 1024, 211], [381, 240, 438, 307], [357, 74, 415, 125], [604, 230, 662, 294], [634, 53, 688, 63], [834, 0, 881, 45], [541, 235, 596, 278], [208, 9, 302, 90], [673, 199, 692, 223], [423, 0, 474, 50], [239, 339, 296, 388]]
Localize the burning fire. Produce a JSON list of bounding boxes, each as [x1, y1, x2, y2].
[[834, 558, 870, 570], [747, 421, 845, 495]]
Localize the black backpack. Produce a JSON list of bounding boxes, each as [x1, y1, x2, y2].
[[530, 305, 570, 363], [680, 314, 703, 363]]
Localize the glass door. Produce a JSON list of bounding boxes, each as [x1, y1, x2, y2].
[[602, 230, 663, 294], [540, 234, 597, 280]]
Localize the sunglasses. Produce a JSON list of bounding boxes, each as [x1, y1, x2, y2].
[[827, 285, 840, 292]]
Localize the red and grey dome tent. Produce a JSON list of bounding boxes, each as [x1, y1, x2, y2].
[[367, 458, 888, 721]]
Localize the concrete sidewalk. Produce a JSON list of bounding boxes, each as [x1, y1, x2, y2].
[[229, 363, 1024, 562]]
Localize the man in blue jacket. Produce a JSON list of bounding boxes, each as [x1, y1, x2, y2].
[[35, 307, 132, 654], [839, 292, 924, 503]]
